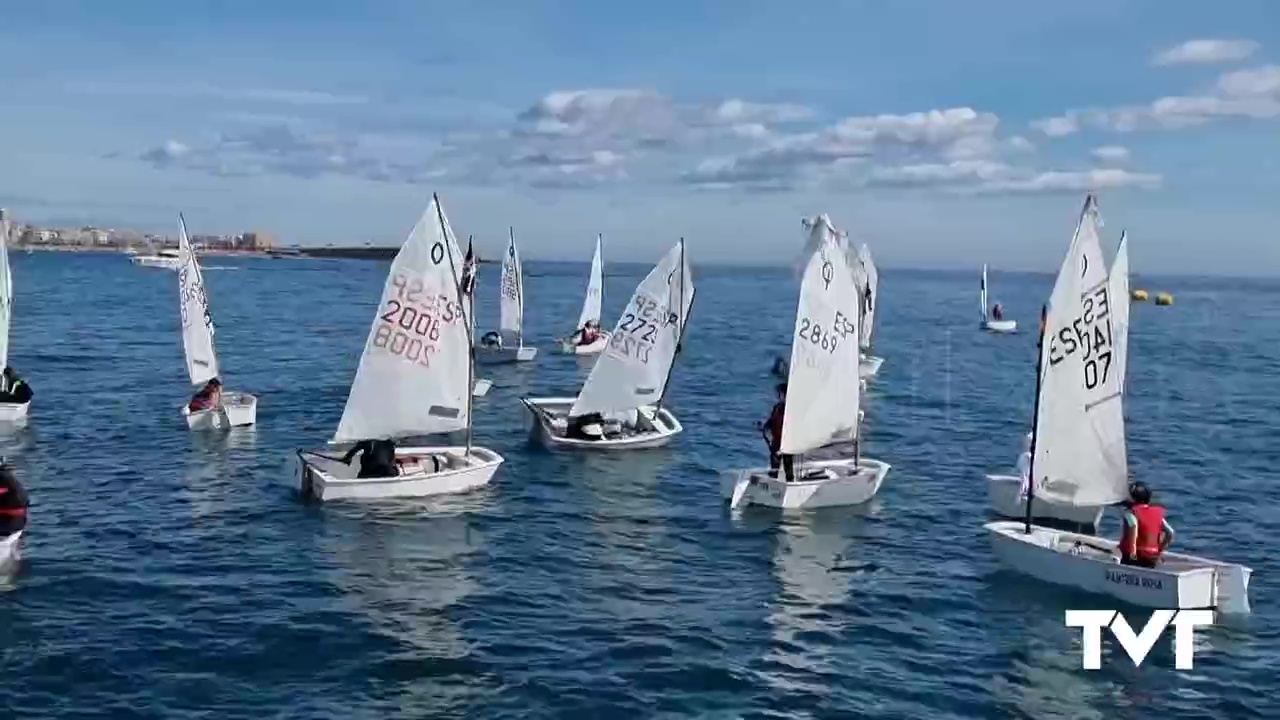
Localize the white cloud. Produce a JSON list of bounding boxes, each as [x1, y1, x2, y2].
[[711, 99, 814, 125], [1152, 39, 1259, 67], [1033, 64, 1280, 135], [864, 161, 1160, 195], [1090, 145, 1130, 163], [1006, 136, 1035, 152]]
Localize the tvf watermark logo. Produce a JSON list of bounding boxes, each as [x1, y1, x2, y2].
[[1065, 609, 1214, 670]]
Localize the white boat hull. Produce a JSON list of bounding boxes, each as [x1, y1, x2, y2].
[[295, 445, 504, 502], [474, 344, 538, 364], [558, 333, 609, 355], [0, 401, 31, 422], [860, 354, 884, 378], [182, 392, 258, 430], [0, 530, 21, 575], [472, 378, 492, 397], [983, 319, 1018, 333], [131, 255, 182, 269], [722, 457, 891, 510], [985, 520, 1252, 614], [987, 474, 1105, 527], [521, 397, 682, 450]]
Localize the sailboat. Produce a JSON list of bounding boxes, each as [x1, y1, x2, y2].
[[980, 264, 1018, 333], [521, 239, 694, 450], [176, 215, 258, 430], [459, 237, 492, 397], [475, 228, 537, 364], [986, 200, 1118, 527], [723, 215, 891, 510], [558, 234, 609, 355], [294, 194, 504, 501], [985, 195, 1251, 614], [855, 244, 884, 378], [0, 210, 29, 422]]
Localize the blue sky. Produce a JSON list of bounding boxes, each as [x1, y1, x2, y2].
[[2, 1, 1278, 274]]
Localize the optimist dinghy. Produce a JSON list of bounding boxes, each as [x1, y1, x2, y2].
[[985, 195, 1251, 614], [174, 214, 257, 430], [523, 239, 694, 451], [295, 194, 504, 501], [0, 210, 29, 422], [475, 228, 537, 364], [980, 264, 1017, 333], [724, 215, 890, 510], [987, 202, 1123, 528], [558, 234, 609, 355], [459, 238, 492, 398], [854, 244, 884, 379]]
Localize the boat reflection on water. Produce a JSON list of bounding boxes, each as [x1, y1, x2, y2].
[[321, 499, 493, 713], [735, 510, 874, 697]]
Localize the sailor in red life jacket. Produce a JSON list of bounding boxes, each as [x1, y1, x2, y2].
[[0, 462, 28, 538], [762, 382, 794, 481], [1119, 481, 1175, 568]]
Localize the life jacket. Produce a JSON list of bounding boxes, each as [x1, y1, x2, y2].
[[1123, 503, 1165, 559], [0, 472, 28, 516]]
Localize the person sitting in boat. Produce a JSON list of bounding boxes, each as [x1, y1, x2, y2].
[[763, 382, 794, 481], [991, 303, 1004, 321], [341, 438, 401, 478], [566, 413, 606, 441], [0, 462, 28, 539], [1118, 481, 1175, 568], [480, 330, 503, 349], [0, 367, 32, 404], [187, 378, 222, 412]]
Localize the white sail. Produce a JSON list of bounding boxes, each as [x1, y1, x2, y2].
[[856, 244, 878, 348], [1109, 232, 1131, 395], [980, 264, 989, 319], [570, 240, 693, 417], [576, 234, 604, 330], [1032, 196, 1128, 507], [499, 230, 523, 345], [334, 195, 470, 442], [0, 212, 12, 371], [177, 215, 220, 386], [780, 217, 862, 454]]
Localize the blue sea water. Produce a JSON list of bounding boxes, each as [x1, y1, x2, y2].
[[0, 250, 1276, 719]]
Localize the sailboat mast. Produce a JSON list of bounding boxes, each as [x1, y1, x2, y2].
[[1023, 304, 1048, 534], [656, 238, 692, 413], [435, 193, 474, 454]]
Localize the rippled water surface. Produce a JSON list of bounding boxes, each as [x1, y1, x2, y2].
[[0, 251, 1276, 719]]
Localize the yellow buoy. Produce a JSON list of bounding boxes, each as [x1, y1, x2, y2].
[[1131, 289, 1149, 302], [1155, 292, 1174, 306]]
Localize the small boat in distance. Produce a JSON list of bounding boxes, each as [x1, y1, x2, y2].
[[855, 244, 884, 378], [295, 193, 504, 501], [558, 234, 609, 355], [175, 214, 258, 430], [131, 245, 183, 269], [475, 228, 537, 364], [522, 239, 694, 451], [980, 264, 1017, 333]]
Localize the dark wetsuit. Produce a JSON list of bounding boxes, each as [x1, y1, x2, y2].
[[343, 439, 399, 479], [0, 468, 28, 536], [765, 401, 794, 481], [0, 371, 32, 404]]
